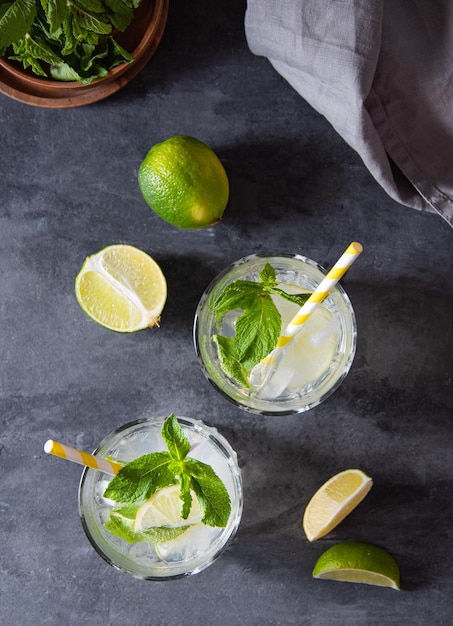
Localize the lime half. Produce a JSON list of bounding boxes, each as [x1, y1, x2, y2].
[[75, 244, 167, 332], [303, 469, 373, 541], [313, 542, 401, 590]]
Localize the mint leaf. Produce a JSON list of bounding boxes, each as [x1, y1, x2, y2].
[[103, 451, 175, 503], [258, 262, 277, 289], [9, 38, 46, 76], [214, 280, 263, 325], [61, 13, 77, 55], [105, 509, 188, 544], [184, 459, 231, 528], [49, 60, 90, 82], [50, 36, 133, 83], [109, 503, 139, 519], [70, 3, 112, 37], [162, 414, 192, 519], [178, 471, 193, 520], [213, 334, 250, 387], [41, 0, 68, 37], [104, 0, 134, 31], [236, 295, 281, 369], [272, 288, 311, 308], [11, 31, 64, 70], [0, 0, 37, 55], [1, 0, 140, 82], [161, 413, 190, 462]]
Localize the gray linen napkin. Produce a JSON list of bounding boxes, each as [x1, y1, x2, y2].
[[245, 0, 453, 227]]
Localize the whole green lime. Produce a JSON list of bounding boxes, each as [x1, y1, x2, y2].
[[138, 135, 229, 229]]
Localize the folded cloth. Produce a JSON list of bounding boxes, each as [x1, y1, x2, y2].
[[245, 0, 453, 227]]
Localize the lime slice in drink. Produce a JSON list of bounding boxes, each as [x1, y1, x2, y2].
[[303, 469, 372, 541], [313, 542, 401, 590], [75, 244, 167, 332], [134, 485, 203, 532]]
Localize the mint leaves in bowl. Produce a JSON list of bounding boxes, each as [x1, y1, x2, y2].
[[0, 0, 168, 107]]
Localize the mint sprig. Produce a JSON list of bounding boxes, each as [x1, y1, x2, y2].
[[212, 262, 311, 385], [103, 414, 231, 528]]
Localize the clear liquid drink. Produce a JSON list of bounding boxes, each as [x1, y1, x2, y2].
[[194, 254, 357, 416], [78, 416, 243, 580]]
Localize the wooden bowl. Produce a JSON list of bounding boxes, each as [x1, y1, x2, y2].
[[0, 0, 168, 108]]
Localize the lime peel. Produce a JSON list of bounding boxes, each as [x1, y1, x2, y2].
[[312, 541, 401, 590], [138, 135, 229, 230]]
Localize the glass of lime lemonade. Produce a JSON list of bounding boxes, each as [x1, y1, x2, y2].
[[79, 416, 243, 580], [194, 253, 357, 416]]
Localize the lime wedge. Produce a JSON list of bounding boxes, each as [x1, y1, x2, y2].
[[313, 542, 401, 590], [75, 244, 167, 332], [303, 469, 372, 541], [134, 485, 203, 532]]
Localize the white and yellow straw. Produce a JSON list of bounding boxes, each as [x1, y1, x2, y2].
[[44, 439, 122, 475], [250, 242, 363, 389]]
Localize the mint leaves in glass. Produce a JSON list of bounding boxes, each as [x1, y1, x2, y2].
[[212, 262, 310, 387]]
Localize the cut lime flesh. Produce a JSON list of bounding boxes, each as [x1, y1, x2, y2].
[[75, 244, 167, 332], [134, 485, 203, 532], [303, 469, 373, 541], [314, 568, 400, 589]]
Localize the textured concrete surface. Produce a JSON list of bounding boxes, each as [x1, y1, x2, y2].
[[1, 2, 452, 625]]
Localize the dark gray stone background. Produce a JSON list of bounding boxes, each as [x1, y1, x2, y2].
[[1, 2, 452, 625]]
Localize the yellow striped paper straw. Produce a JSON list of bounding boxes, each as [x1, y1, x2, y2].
[[275, 241, 363, 349], [250, 242, 362, 388], [44, 439, 123, 475]]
